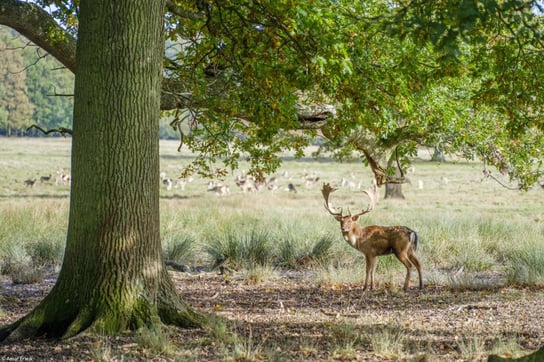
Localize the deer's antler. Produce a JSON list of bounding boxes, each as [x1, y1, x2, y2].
[[321, 183, 342, 217], [353, 179, 379, 217]]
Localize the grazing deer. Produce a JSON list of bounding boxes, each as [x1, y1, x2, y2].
[[24, 179, 36, 187], [287, 183, 297, 193], [322, 182, 422, 291], [207, 181, 230, 196]]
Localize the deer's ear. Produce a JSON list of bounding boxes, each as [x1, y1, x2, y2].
[[334, 215, 342, 222], [351, 214, 360, 221]]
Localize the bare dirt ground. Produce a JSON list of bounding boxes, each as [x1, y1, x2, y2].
[[1, 269, 543, 361]]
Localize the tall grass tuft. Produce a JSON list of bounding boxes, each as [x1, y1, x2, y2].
[[311, 233, 335, 264], [135, 324, 175, 357], [505, 246, 544, 286], [457, 335, 486, 361], [162, 235, 196, 263], [204, 225, 273, 269], [277, 232, 336, 268], [366, 325, 406, 356], [0, 202, 66, 273], [329, 323, 360, 360]]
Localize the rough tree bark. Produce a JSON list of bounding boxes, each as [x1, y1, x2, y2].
[[0, 0, 205, 341], [384, 158, 405, 199], [384, 182, 405, 199]]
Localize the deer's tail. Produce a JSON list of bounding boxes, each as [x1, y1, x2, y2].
[[408, 228, 418, 251]]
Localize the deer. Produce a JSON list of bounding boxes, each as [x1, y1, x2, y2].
[[321, 182, 423, 291], [24, 179, 36, 187]]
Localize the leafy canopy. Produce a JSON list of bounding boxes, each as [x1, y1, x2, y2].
[[17, 0, 544, 188]]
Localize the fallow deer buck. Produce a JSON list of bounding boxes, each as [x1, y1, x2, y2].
[[322, 182, 423, 291]]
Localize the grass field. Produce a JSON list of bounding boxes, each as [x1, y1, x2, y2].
[[1, 137, 542, 287], [1, 137, 544, 361]]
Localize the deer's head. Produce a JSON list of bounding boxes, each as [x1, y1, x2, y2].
[[321, 182, 378, 233]]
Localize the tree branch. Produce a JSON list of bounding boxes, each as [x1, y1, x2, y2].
[[165, 0, 204, 20], [0, 0, 336, 127], [0, 0, 77, 72], [27, 124, 72, 137]]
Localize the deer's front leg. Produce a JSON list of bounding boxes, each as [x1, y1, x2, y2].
[[364, 254, 378, 291], [363, 254, 373, 291], [369, 255, 378, 290]]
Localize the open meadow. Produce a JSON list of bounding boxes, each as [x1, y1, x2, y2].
[[1, 137, 543, 361]]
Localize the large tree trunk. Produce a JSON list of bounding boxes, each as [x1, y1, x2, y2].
[[1, 0, 204, 341]]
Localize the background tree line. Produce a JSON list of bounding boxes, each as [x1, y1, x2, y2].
[[0, 25, 180, 138], [0, 26, 72, 136]]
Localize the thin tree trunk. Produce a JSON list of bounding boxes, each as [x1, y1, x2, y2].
[[384, 157, 405, 199], [431, 147, 446, 162], [1, 0, 204, 341], [384, 182, 405, 199]]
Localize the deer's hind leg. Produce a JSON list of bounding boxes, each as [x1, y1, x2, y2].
[[396, 251, 415, 291], [408, 252, 423, 289]]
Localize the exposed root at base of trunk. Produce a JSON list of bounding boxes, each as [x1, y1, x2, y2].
[[0, 293, 206, 343]]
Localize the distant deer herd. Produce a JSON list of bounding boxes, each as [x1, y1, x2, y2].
[[18, 164, 544, 293], [156, 169, 324, 195], [23, 171, 70, 187]]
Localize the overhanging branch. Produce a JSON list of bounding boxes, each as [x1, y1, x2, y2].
[[0, 0, 77, 72], [27, 124, 73, 137], [1, 0, 337, 128], [343, 127, 423, 186]]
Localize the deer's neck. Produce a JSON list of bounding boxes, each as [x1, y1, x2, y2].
[[342, 224, 363, 248]]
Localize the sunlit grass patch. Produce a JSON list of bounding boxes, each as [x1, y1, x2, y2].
[[366, 324, 406, 357], [314, 264, 366, 286], [89, 335, 114, 362], [242, 264, 279, 285], [457, 334, 486, 361], [327, 323, 360, 360], [228, 328, 264, 362], [446, 272, 500, 291]]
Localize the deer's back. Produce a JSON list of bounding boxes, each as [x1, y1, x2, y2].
[[356, 225, 415, 254]]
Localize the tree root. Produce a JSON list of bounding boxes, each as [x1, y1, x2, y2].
[[0, 286, 207, 343]]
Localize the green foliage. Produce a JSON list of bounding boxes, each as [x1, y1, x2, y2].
[[24, 55, 74, 131], [2, 1, 544, 185]]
